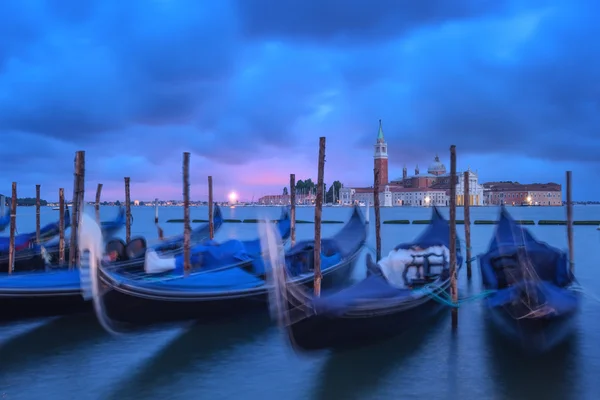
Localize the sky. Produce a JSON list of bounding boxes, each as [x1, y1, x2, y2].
[[0, 0, 598, 202]]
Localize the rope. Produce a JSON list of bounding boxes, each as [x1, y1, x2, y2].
[[570, 284, 600, 304], [412, 283, 497, 308]]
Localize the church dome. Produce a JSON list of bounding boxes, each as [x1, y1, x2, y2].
[[428, 155, 446, 175]]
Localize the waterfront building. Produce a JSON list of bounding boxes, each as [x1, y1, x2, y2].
[[339, 121, 485, 206], [482, 182, 562, 206]]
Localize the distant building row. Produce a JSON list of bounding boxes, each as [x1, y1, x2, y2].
[[482, 181, 562, 206], [257, 192, 316, 205], [338, 121, 562, 207]]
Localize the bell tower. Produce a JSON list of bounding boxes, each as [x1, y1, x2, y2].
[[374, 119, 388, 186]]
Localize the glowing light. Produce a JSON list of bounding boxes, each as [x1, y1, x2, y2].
[[526, 195, 532, 203], [228, 192, 238, 203], [425, 196, 430, 204]]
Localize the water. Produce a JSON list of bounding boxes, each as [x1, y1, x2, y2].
[[1, 204, 600, 400]]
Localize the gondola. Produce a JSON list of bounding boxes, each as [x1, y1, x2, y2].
[[0, 208, 72, 273], [0, 209, 9, 232], [478, 206, 580, 354], [81, 206, 366, 329], [0, 207, 130, 273], [0, 206, 224, 322], [268, 206, 462, 351], [100, 206, 127, 239]]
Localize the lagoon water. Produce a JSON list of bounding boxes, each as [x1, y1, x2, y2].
[[1, 204, 600, 400]]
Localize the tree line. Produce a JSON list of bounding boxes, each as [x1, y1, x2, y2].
[[1, 197, 49, 207], [282, 178, 344, 203]]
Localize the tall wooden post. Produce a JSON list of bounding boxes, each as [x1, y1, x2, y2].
[[314, 137, 326, 296], [70, 151, 85, 268], [8, 182, 17, 274], [373, 168, 382, 261], [208, 176, 214, 240], [290, 174, 296, 247], [449, 145, 458, 329], [95, 183, 103, 223], [35, 184, 41, 243], [566, 171, 574, 273], [155, 198, 164, 240], [183, 153, 191, 272], [124, 177, 131, 243], [154, 198, 159, 224], [59, 188, 65, 264], [463, 171, 472, 280]]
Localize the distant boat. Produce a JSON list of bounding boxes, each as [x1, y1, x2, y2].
[[52, 207, 60, 211]]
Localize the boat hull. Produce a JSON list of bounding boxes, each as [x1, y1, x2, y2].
[[486, 299, 579, 354], [98, 252, 360, 327], [287, 284, 450, 351], [0, 290, 88, 322]]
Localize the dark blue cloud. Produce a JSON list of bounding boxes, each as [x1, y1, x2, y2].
[[237, 0, 510, 44], [0, 0, 598, 201]]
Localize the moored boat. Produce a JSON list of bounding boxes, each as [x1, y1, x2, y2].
[[82, 206, 366, 330], [0, 209, 72, 273], [478, 206, 580, 354], [0, 209, 9, 232], [0, 206, 224, 322], [267, 206, 462, 352], [99, 206, 127, 239]]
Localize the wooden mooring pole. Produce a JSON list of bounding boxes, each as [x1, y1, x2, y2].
[[8, 182, 17, 274], [373, 168, 382, 261], [463, 171, 472, 280], [566, 171, 574, 273], [59, 188, 65, 265], [95, 183, 103, 223], [183, 153, 191, 273], [449, 145, 458, 329], [155, 198, 164, 240], [208, 176, 214, 240], [314, 137, 326, 297], [35, 184, 41, 243], [290, 173, 296, 247], [70, 151, 85, 268], [124, 177, 131, 243]]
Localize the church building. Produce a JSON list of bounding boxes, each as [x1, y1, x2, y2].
[[339, 120, 484, 207]]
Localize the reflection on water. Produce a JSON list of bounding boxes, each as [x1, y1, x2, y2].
[[105, 314, 272, 399], [313, 312, 451, 400], [0, 314, 107, 371], [1, 205, 600, 398], [483, 318, 582, 400]]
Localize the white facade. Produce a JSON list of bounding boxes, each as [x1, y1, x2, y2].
[[374, 119, 388, 160], [391, 189, 448, 206], [339, 186, 393, 207], [456, 169, 484, 206], [341, 169, 484, 207]]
